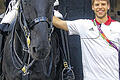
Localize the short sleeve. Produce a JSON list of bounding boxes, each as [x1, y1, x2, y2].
[[66, 19, 89, 35]]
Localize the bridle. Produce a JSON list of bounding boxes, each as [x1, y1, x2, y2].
[[10, 0, 54, 77], [19, 0, 53, 50]]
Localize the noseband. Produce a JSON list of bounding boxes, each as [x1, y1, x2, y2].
[[29, 17, 48, 28]]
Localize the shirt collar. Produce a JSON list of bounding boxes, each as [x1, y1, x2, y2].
[[92, 16, 115, 26]]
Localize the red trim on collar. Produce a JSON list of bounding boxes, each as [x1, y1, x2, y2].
[[92, 16, 116, 26]]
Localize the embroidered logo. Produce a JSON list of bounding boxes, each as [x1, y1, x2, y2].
[[89, 28, 94, 31]]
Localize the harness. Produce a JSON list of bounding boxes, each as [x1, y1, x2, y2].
[[8, 0, 54, 80], [60, 30, 75, 80], [56, 8, 75, 79], [54, 3, 75, 79]]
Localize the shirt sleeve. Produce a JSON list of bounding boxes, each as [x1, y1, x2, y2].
[[66, 19, 88, 35]]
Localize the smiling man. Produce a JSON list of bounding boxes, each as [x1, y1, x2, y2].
[[92, 0, 110, 23], [53, 0, 120, 80]]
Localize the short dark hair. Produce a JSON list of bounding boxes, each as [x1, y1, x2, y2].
[[92, 0, 110, 5]]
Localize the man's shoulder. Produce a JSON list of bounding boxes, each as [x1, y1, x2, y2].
[[73, 19, 91, 22], [70, 19, 93, 24], [110, 20, 120, 32], [66, 19, 94, 29], [111, 20, 120, 25]]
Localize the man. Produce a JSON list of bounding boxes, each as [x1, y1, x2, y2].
[[53, 0, 120, 80]]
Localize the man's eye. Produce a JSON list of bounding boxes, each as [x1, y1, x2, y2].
[[95, 4, 99, 6], [102, 3, 106, 6]]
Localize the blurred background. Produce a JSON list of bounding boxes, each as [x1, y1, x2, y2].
[[109, 0, 120, 21], [0, 0, 5, 14]]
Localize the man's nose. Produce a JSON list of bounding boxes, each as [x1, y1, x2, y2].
[[98, 4, 102, 8]]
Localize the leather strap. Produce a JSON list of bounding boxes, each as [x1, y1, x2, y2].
[[97, 24, 119, 51]]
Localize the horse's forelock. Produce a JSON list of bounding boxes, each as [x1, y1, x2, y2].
[[22, 0, 54, 21]]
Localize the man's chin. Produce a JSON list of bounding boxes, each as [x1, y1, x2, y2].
[[96, 14, 106, 19]]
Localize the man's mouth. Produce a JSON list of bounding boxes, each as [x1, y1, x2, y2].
[[98, 10, 103, 12], [97, 10, 104, 14]]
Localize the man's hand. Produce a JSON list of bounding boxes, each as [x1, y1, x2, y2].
[[54, 10, 63, 19]]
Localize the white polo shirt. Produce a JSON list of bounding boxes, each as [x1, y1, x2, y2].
[[67, 16, 120, 80]]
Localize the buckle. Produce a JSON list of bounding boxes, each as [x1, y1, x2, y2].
[[62, 66, 75, 80]]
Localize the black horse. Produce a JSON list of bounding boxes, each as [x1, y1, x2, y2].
[[2, 0, 63, 80]]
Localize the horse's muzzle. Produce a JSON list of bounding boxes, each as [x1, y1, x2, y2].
[[29, 44, 51, 60]]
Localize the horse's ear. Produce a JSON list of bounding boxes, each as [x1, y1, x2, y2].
[[47, 7, 53, 23], [53, 0, 56, 4], [46, 0, 55, 22]]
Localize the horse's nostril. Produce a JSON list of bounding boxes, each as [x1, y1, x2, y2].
[[32, 46, 50, 54]]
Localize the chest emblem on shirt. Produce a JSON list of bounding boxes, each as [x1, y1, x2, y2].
[[89, 27, 94, 31]]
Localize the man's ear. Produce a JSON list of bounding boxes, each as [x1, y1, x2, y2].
[[108, 4, 110, 10], [92, 5, 94, 11]]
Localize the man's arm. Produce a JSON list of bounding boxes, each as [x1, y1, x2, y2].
[[53, 16, 68, 31]]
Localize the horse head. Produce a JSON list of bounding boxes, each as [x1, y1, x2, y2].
[[19, 0, 55, 60]]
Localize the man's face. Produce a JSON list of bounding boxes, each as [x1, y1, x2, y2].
[[92, 0, 110, 19]]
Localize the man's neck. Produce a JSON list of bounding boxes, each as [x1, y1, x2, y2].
[[95, 15, 108, 24]]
